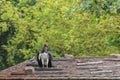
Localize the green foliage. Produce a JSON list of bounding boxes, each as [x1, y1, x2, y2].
[[79, 0, 120, 17], [0, 0, 120, 70], [107, 33, 120, 47]]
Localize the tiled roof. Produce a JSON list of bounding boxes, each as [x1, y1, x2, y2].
[[0, 55, 120, 80]]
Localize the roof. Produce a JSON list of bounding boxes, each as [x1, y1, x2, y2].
[[0, 54, 120, 80]]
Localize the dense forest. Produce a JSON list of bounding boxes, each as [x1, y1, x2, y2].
[[0, 0, 120, 70]]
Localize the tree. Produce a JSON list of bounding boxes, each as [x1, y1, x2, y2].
[[79, 0, 120, 17], [107, 32, 120, 52], [0, 0, 120, 70]]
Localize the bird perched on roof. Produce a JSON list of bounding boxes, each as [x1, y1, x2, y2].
[[36, 44, 52, 68]]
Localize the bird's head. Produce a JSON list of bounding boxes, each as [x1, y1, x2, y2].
[[44, 44, 48, 48]]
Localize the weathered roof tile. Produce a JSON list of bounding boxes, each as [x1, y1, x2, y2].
[[0, 56, 120, 80]]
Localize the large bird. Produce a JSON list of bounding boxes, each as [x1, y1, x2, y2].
[[36, 44, 52, 68]]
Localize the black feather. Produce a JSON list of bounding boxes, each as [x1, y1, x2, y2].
[[36, 51, 53, 67], [36, 52, 42, 67]]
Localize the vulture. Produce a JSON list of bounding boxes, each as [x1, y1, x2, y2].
[[36, 44, 52, 67]]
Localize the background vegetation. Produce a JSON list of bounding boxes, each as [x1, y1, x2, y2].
[[0, 0, 120, 70]]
